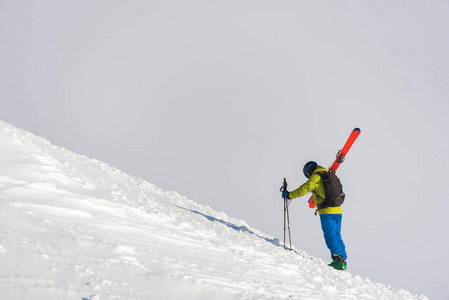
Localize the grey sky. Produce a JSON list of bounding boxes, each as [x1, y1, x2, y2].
[[1, 1, 449, 299]]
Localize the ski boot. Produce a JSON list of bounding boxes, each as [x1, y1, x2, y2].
[[328, 254, 347, 271]]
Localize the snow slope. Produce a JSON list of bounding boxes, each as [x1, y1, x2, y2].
[[0, 121, 427, 300]]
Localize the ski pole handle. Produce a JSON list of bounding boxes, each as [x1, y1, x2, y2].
[[280, 177, 288, 192]]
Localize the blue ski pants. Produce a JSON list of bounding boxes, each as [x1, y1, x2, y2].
[[320, 214, 347, 260]]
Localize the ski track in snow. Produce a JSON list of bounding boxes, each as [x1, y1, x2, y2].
[[0, 121, 428, 300]]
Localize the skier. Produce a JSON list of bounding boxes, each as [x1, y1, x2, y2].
[[282, 161, 347, 270]]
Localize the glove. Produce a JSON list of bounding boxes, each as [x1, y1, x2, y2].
[[282, 190, 290, 199]]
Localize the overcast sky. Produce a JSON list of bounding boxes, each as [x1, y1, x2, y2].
[[1, 1, 449, 299]]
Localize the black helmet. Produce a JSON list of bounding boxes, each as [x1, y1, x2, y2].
[[303, 161, 318, 178]]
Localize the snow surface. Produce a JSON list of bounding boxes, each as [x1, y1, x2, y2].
[[0, 120, 428, 300]]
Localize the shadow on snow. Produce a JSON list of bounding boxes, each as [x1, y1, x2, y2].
[[164, 202, 301, 254]]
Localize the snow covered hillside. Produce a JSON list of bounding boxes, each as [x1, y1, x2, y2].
[[0, 121, 427, 300]]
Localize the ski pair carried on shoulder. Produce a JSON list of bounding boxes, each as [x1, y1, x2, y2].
[[308, 128, 361, 208]]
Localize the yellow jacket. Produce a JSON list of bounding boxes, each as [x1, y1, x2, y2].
[[288, 166, 342, 215]]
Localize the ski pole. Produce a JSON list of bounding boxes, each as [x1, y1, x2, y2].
[[280, 178, 292, 250], [286, 199, 292, 250], [284, 198, 287, 249]]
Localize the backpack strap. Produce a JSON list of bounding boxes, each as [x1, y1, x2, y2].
[[314, 172, 327, 210]]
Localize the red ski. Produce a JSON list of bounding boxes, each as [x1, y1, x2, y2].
[[309, 128, 361, 209]]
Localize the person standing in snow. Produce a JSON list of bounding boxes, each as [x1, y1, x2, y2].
[[282, 161, 347, 270]]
